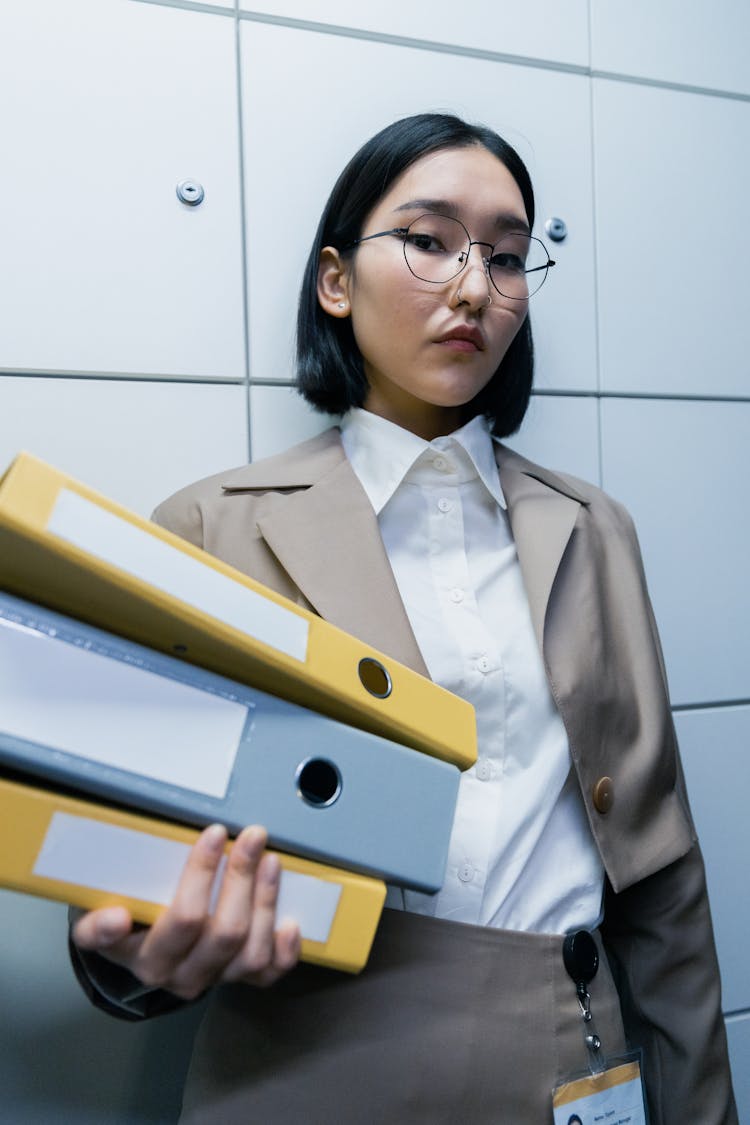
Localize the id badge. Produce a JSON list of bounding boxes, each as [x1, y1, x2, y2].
[[555, 932, 649, 1125], [553, 1051, 648, 1125]]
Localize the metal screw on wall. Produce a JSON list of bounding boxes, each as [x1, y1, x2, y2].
[[544, 217, 567, 242], [176, 180, 205, 206]]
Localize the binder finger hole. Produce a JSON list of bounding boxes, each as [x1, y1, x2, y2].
[[295, 758, 342, 808], [358, 657, 392, 699]]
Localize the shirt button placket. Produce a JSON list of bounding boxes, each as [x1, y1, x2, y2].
[[476, 759, 493, 782]]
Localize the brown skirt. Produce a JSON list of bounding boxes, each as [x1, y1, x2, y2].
[[179, 909, 627, 1125]]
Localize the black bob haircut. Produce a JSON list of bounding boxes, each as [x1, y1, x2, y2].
[[296, 112, 536, 438]]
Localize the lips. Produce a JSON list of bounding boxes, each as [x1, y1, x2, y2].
[[435, 325, 485, 351]]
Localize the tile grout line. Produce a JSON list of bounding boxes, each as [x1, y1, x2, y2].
[[131, 0, 750, 104], [233, 2, 254, 463]]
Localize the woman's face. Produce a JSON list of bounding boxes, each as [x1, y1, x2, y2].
[[320, 144, 531, 440]]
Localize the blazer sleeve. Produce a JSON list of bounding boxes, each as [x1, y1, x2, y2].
[[597, 506, 737, 1123], [601, 841, 737, 1124]]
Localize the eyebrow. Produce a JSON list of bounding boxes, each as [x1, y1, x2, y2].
[[392, 198, 530, 235]]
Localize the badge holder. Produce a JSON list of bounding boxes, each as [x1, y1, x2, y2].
[[551, 930, 650, 1125]]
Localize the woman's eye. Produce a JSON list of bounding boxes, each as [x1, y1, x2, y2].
[[406, 232, 446, 253], [491, 252, 525, 273]]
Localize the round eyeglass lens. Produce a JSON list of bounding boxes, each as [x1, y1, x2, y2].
[[402, 215, 470, 284], [489, 233, 550, 299]]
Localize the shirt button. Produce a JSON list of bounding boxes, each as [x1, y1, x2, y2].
[[476, 758, 493, 781], [476, 655, 491, 674], [432, 455, 453, 472], [449, 587, 464, 603], [437, 497, 452, 513], [458, 863, 475, 884]]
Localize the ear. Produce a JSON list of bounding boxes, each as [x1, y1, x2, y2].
[[317, 246, 352, 317]]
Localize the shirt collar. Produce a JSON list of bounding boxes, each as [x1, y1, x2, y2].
[[340, 408, 507, 514]]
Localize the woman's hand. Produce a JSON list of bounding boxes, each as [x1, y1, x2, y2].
[[71, 824, 301, 999]]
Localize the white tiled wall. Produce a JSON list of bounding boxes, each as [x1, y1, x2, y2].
[[676, 706, 750, 1014], [505, 394, 600, 485], [0, 376, 248, 516], [593, 79, 750, 397], [238, 0, 591, 67], [1, 1, 747, 1120], [248, 384, 338, 460], [0, 891, 200, 1123], [728, 1016, 750, 1118], [600, 398, 750, 706], [0, 0, 245, 380], [591, 0, 750, 96]]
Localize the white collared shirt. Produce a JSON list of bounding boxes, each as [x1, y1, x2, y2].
[[340, 408, 604, 933]]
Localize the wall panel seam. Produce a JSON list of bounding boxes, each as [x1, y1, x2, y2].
[[725, 1009, 750, 1023], [672, 699, 750, 714], [132, 0, 750, 103], [234, 9, 253, 462], [0, 371, 245, 385], [132, 0, 236, 16]]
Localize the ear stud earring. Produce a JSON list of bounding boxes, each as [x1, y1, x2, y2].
[[337, 301, 346, 309]]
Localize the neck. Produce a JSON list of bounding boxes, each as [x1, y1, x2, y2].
[[362, 397, 469, 442]]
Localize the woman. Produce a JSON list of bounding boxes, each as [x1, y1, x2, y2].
[[71, 113, 736, 1123]]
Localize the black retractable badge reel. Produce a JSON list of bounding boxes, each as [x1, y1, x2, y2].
[[562, 930, 605, 1073], [554, 931, 649, 1122]]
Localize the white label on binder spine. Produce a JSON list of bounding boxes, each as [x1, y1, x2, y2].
[[47, 489, 309, 663], [0, 618, 245, 798], [34, 814, 341, 941]]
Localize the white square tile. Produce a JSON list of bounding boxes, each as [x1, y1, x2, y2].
[[0, 376, 249, 517], [725, 1013, 750, 1121], [675, 706, 750, 1014], [0, 1, 244, 379], [601, 398, 750, 705], [504, 394, 600, 484], [249, 384, 339, 461], [593, 79, 750, 397]]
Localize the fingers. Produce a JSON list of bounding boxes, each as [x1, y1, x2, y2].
[[72, 905, 133, 952], [229, 851, 282, 977], [243, 918, 302, 989], [71, 823, 302, 1000], [131, 823, 232, 992], [154, 825, 269, 996], [221, 852, 301, 986]]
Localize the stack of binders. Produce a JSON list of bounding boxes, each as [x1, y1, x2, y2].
[[0, 453, 477, 972]]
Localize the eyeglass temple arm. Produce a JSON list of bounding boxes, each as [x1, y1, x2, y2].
[[525, 260, 556, 275], [346, 228, 407, 249]]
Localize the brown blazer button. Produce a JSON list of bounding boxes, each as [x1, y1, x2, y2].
[[592, 776, 614, 813]]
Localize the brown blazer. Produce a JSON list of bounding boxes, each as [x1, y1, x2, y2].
[[74, 428, 736, 1122], [154, 427, 692, 893]]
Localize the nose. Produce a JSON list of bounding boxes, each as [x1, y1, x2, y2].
[[454, 243, 492, 309]]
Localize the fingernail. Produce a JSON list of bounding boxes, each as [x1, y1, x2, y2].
[[97, 919, 124, 946], [262, 853, 280, 885], [238, 826, 266, 861], [277, 919, 301, 958], [203, 824, 226, 854]]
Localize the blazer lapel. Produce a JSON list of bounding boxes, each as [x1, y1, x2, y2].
[[226, 428, 586, 676], [496, 445, 588, 653], [252, 452, 429, 677]]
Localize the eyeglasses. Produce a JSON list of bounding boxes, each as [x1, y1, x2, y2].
[[344, 213, 555, 299]]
